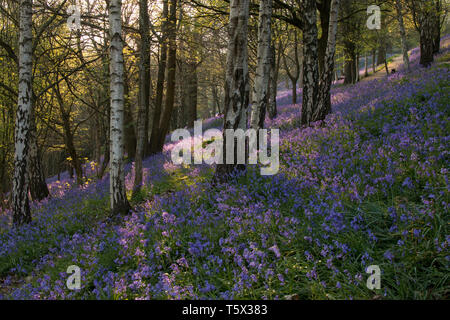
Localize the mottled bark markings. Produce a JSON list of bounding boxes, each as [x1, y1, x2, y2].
[[13, 0, 33, 225], [109, 0, 130, 215], [251, 0, 273, 130], [215, 0, 250, 180], [315, 0, 340, 121]]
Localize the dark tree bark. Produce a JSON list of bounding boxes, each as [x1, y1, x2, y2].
[[283, 30, 301, 105], [317, 0, 331, 75], [149, 0, 169, 154], [133, 0, 151, 196], [28, 106, 49, 201], [183, 62, 198, 128], [123, 69, 137, 160], [157, 0, 178, 151], [433, 0, 441, 54], [410, 0, 436, 67], [372, 49, 376, 74], [267, 40, 279, 119]]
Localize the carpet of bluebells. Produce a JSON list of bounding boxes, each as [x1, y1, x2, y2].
[[0, 41, 449, 300]]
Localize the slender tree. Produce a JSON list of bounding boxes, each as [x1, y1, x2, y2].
[[157, 0, 178, 150], [315, 0, 341, 122], [300, 0, 319, 126], [133, 0, 151, 197], [12, 0, 33, 225], [109, 0, 130, 215], [250, 0, 272, 130], [267, 40, 280, 120], [395, 0, 411, 72], [149, 0, 169, 154], [28, 107, 50, 200], [283, 30, 301, 105], [214, 0, 250, 181]]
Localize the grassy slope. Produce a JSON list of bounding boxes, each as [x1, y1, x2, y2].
[[0, 47, 449, 300]]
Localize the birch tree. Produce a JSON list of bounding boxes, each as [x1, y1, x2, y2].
[[250, 0, 272, 130], [214, 0, 250, 180], [315, 0, 341, 122], [109, 0, 130, 215], [12, 0, 33, 225]]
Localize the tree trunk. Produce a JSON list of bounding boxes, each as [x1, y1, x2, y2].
[[283, 30, 301, 105], [418, 6, 435, 67], [149, 0, 169, 154], [13, 0, 33, 225], [28, 107, 49, 201], [133, 0, 151, 196], [355, 53, 360, 81], [372, 49, 376, 73], [377, 41, 386, 66], [251, 0, 272, 130], [314, 0, 340, 122], [395, 0, 410, 72], [343, 41, 355, 84], [211, 84, 222, 115], [109, 0, 130, 215], [317, 0, 331, 75], [185, 62, 198, 128], [364, 51, 368, 77], [300, 0, 319, 126], [214, 0, 250, 181], [433, 0, 441, 54], [123, 69, 137, 159], [267, 41, 279, 119], [157, 0, 178, 151]]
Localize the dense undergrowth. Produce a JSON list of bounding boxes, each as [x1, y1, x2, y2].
[[0, 43, 449, 300]]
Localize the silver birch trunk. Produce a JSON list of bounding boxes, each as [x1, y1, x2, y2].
[[214, 0, 250, 180], [314, 0, 340, 122], [12, 0, 33, 225], [250, 0, 272, 130], [395, 0, 410, 71], [109, 0, 130, 215]]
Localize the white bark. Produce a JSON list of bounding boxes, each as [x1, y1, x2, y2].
[[12, 0, 33, 225], [250, 0, 273, 130], [109, 0, 130, 214], [224, 0, 250, 131]]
